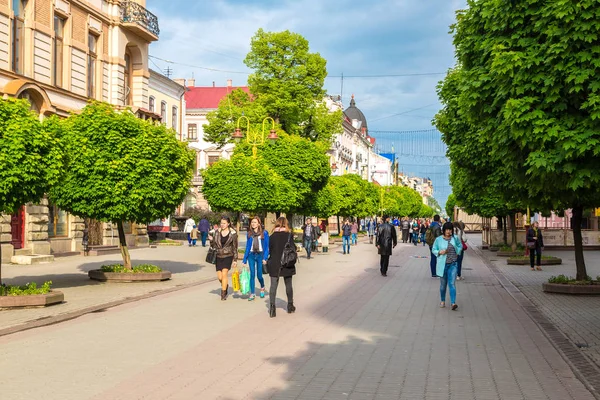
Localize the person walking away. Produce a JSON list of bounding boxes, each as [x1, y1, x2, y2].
[[419, 220, 427, 246], [267, 217, 297, 317], [408, 220, 413, 244], [342, 219, 353, 254], [351, 220, 359, 246], [312, 219, 322, 252], [302, 218, 317, 259], [184, 217, 195, 246], [377, 215, 398, 276], [190, 225, 199, 247], [527, 221, 544, 271], [199, 217, 210, 247], [367, 218, 375, 244], [426, 215, 443, 278], [401, 217, 410, 243], [243, 216, 269, 301], [432, 222, 463, 310], [211, 217, 238, 301]]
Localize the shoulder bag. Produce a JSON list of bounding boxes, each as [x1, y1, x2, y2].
[[281, 232, 298, 268], [206, 247, 217, 264]]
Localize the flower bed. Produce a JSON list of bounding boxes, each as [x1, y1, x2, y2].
[[0, 281, 64, 308], [507, 256, 562, 265], [89, 264, 171, 282], [150, 239, 183, 246], [543, 275, 600, 295]]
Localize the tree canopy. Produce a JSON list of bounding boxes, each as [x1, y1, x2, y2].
[[50, 102, 194, 268], [437, 0, 600, 279], [0, 98, 63, 284]]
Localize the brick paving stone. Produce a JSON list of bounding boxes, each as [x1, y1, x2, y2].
[[0, 238, 595, 400]]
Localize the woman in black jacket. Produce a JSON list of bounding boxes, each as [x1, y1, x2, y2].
[[267, 217, 297, 318], [526, 221, 544, 271]]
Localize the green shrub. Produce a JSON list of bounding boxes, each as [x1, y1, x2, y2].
[[500, 244, 525, 252], [0, 281, 52, 296], [548, 274, 593, 284], [509, 255, 558, 260], [101, 264, 162, 273]]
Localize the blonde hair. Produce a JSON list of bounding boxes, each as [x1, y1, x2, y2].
[[273, 217, 290, 233]]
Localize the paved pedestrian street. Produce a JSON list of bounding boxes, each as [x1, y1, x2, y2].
[[0, 239, 595, 400]]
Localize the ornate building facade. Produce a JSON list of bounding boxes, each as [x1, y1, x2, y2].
[[0, 0, 160, 262]]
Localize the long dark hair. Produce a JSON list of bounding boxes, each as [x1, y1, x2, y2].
[[247, 216, 264, 239]]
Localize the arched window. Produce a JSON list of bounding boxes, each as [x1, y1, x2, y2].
[[123, 50, 132, 105], [149, 96, 155, 113], [184, 193, 196, 210], [160, 101, 167, 125]]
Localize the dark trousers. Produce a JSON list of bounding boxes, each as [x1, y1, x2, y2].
[[430, 249, 437, 277], [270, 276, 293, 307], [200, 231, 208, 247], [402, 229, 409, 243], [457, 252, 464, 277], [380, 255, 390, 275], [530, 248, 541, 268]]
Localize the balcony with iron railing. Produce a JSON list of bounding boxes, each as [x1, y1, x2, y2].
[[120, 1, 160, 42]]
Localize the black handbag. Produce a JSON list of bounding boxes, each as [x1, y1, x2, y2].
[[206, 247, 217, 264], [281, 232, 298, 267]]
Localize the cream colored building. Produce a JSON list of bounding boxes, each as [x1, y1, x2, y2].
[[0, 0, 160, 262]]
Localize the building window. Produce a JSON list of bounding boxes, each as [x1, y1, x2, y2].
[[48, 202, 68, 238], [52, 15, 65, 86], [149, 96, 155, 113], [160, 101, 167, 124], [124, 51, 132, 105], [172, 106, 177, 131], [208, 156, 220, 166], [184, 193, 197, 210], [12, 0, 27, 74], [87, 33, 98, 98], [188, 124, 198, 140]]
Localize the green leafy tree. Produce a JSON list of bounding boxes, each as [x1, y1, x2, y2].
[[0, 99, 63, 285], [50, 102, 194, 269], [441, 0, 600, 275], [201, 153, 297, 214], [382, 186, 423, 217], [445, 194, 457, 219]]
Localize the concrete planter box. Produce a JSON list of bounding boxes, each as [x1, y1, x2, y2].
[[543, 282, 600, 295], [497, 251, 526, 257], [507, 257, 562, 266], [489, 247, 499, 252], [0, 290, 64, 308], [88, 269, 172, 282]]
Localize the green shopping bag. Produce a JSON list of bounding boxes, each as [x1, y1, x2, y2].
[[240, 266, 251, 295]]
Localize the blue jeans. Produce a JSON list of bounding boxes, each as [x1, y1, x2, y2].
[[247, 252, 265, 295], [304, 238, 312, 258], [351, 233, 357, 245], [430, 249, 437, 277], [420, 233, 426, 246], [192, 239, 197, 246], [343, 235, 351, 253], [412, 232, 418, 245], [457, 252, 464, 277], [187, 233, 192, 245], [201, 231, 208, 247], [440, 262, 458, 304]]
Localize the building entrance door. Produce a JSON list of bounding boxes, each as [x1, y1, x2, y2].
[[10, 207, 25, 250]]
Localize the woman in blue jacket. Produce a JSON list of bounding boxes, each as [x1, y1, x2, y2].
[[243, 216, 270, 301], [432, 222, 463, 310]]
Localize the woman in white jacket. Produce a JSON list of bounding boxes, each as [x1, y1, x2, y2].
[[432, 222, 463, 310], [183, 217, 195, 247]]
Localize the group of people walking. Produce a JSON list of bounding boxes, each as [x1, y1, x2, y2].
[[209, 216, 296, 318]]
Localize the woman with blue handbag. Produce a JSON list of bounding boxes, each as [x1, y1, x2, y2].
[[432, 222, 463, 310], [242, 216, 269, 301]]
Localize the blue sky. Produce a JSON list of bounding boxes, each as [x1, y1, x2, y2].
[[146, 0, 467, 208]]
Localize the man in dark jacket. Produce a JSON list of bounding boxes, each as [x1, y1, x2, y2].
[[302, 218, 319, 259], [427, 215, 443, 277], [199, 217, 211, 247], [377, 216, 398, 276], [401, 218, 410, 243]]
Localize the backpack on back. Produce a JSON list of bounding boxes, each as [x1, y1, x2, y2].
[[426, 224, 441, 247], [281, 232, 298, 268]]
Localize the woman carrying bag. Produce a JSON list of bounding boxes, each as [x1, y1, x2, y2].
[[211, 217, 238, 301], [527, 221, 544, 271], [267, 217, 297, 318], [432, 222, 463, 310], [242, 216, 269, 301]]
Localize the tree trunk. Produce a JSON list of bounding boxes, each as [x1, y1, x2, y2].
[[509, 213, 517, 251], [236, 211, 241, 235], [336, 215, 341, 235], [287, 212, 295, 229], [275, 212, 281, 219], [117, 221, 132, 269], [502, 216, 508, 245], [572, 205, 588, 281]]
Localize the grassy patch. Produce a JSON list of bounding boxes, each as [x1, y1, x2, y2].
[[547, 274, 600, 285], [500, 244, 525, 252], [101, 264, 162, 273], [509, 255, 558, 260], [0, 281, 52, 296]]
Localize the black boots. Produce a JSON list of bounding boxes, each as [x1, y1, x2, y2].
[[287, 303, 296, 314], [269, 304, 276, 318], [221, 285, 228, 301]]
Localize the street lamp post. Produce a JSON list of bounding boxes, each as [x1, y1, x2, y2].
[[232, 116, 279, 157]]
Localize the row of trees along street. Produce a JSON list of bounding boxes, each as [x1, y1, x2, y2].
[[435, 0, 600, 281], [0, 99, 195, 284], [201, 29, 435, 225]]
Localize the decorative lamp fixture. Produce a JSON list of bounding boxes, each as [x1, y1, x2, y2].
[[232, 128, 244, 143], [267, 129, 279, 144], [331, 163, 338, 172]]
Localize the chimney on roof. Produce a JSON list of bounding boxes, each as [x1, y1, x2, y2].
[[227, 79, 233, 87], [188, 78, 196, 87], [173, 78, 186, 86]]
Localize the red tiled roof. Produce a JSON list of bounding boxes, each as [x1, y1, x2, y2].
[[185, 86, 249, 109]]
